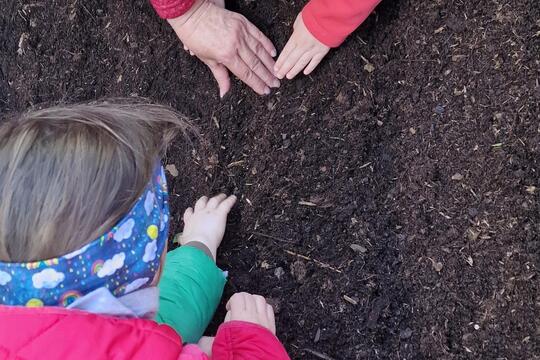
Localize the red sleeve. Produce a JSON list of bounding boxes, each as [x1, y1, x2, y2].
[[150, 0, 196, 19], [301, 0, 382, 47], [212, 321, 290, 360]]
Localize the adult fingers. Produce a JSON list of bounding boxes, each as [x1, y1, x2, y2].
[[218, 195, 237, 213], [303, 54, 325, 75], [208, 62, 231, 98], [286, 53, 313, 80], [226, 54, 269, 95], [207, 194, 227, 209], [183, 207, 193, 223], [194, 196, 209, 211], [245, 21, 277, 57], [244, 35, 279, 87], [238, 45, 277, 90], [275, 43, 301, 79]]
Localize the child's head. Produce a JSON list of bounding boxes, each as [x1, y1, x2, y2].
[[0, 101, 189, 263]]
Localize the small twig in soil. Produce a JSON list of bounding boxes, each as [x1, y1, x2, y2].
[[81, 4, 97, 23], [359, 162, 372, 169], [252, 232, 296, 244], [284, 250, 342, 273], [302, 348, 336, 360], [399, 59, 438, 62]]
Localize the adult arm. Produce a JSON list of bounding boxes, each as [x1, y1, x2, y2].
[[150, 0, 196, 19], [302, 0, 382, 47]]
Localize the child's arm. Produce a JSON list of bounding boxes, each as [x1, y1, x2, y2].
[[156, 194, 236, 343], [275, 0, 382, 80]]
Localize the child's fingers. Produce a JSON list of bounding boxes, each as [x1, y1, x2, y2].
[[218, 195, 237, 213], [254, 295, 272, 331], [226, 292, 248, 312], [253, 295, 268, 319], [286, 53, 312, 80], [243, 293, 256, 314], [276, 47, 303, 79], [274, 39, 296, 77], [207, 193, 227, 209], [303, 54, 324, 75], [183, 207, 193, 223], [194, 196, 209, 210], [266, 304, 276, 334]]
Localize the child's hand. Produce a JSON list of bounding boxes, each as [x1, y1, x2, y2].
[[224, 292, 276, 334], [274, 14, 330, 80], [181, 194, 237, 260]]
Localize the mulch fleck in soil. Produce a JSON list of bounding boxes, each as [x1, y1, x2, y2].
[[1, 0, 539, 358]]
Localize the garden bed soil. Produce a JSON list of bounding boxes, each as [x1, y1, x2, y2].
[[1, 0, 539, 358]]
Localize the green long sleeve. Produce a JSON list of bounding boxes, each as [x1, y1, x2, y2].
[[155, 246, 226, 343]]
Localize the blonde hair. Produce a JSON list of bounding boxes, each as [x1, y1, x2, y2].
[[0, 100, 190, 262]]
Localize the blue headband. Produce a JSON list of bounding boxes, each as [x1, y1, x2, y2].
[[0, 165, 169, 307]]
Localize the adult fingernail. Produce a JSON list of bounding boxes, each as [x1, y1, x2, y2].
[[272, 79, 280, 88], [264, 87, 271, 95], [271, 49, 277, 57]]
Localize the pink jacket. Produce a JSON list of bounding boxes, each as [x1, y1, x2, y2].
[[0, 305, 290, 359], [150, 0, 381, 47]]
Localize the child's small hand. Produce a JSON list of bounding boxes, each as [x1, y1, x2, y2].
[[181, 194, 237, 260], [224, 292, 276, 334], [274, 14, 330, 80]]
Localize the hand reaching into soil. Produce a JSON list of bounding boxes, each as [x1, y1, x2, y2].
[[180, 194, 237, 260], [194, 292, 275, 356], [224, 292, 276, 334], [168, 0, 279, 97], [274, 14, 330, 79]]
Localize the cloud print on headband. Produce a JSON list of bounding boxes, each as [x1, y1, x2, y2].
[[0, 165, 169, 307]]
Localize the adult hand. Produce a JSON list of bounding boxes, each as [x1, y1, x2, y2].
[[168, 0, 279, 97], [274, 14, 330, 80]]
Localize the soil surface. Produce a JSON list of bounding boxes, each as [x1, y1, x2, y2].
[[1, 0, 539, 359]]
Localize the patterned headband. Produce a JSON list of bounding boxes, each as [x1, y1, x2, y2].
[[0, 165, 169, 307]]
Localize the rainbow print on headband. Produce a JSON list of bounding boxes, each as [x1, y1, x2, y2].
[[25, 259, 59, 270], [91, 260, 105, 275], [60, 290, 82, 307], [0, 165, 170, 307]]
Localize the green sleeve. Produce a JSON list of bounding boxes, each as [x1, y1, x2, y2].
[[155, 246, 226, 343]]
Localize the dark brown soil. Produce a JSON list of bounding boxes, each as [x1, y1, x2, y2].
[[1, 0, 539, 359]]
